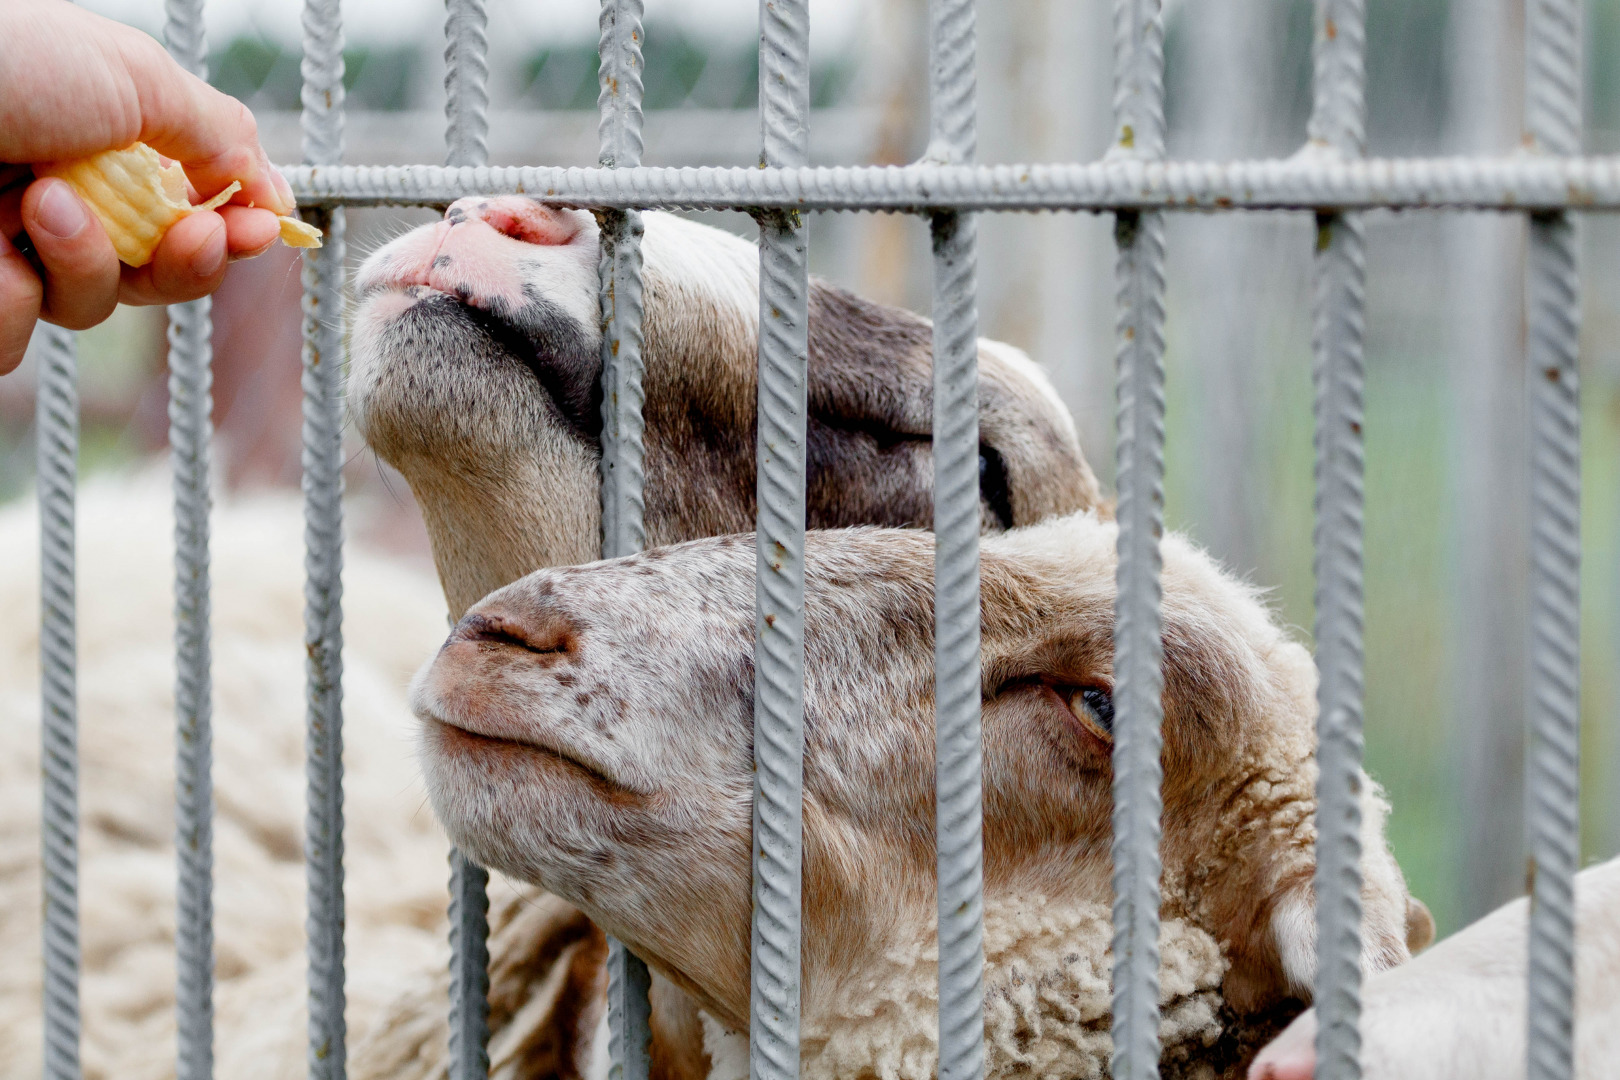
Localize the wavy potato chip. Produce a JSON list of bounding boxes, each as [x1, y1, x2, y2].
[[278, 215, 323, 249], [35, 142, 321, 267]]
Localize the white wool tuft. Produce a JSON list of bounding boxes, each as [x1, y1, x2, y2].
[[0, 477, 455, 1080], [699, 1013, 749, 1080], [800, 896, 1225, 1080]]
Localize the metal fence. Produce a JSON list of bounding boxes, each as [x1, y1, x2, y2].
[[31, 1, 1598, 1080]]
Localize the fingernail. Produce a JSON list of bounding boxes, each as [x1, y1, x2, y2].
[[190, 223, 227, 278], [229, 239, 276, 263], [35, 182, 89, 240], [268, 156, 295, 210]]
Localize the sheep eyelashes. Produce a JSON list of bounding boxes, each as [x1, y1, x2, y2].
[[414, 511, 1428, 1080]]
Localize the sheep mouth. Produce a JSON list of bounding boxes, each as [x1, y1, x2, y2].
[[424, 715, 633, 795], [400, 289, 605, 443]]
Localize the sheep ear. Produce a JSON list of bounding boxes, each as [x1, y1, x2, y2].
[[1214, 877, 1319, 1014], [804, 281, 938, 531], [1267, 884, 1320, 1002], [1227, 852, 1420, 1013], [1406, 897, 1436, 953]]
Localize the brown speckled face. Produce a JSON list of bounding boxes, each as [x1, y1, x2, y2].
[[350, 204, 1102, 617], [411, 513, 1422, 1039]]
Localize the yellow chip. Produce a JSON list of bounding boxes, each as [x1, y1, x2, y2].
[[35, 142, 323, 267], [278, 215, 323, 249]]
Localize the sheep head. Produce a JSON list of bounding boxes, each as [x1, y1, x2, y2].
[[411, 511, 1425, 1075], [349, 201, 1099, 617]]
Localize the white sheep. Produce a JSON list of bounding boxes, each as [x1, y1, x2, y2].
[[0, 480, 460, 1080], [414, 509, 1435, 1080], [1249, 855, 1620, 1080], [348, 199, 1102, 616], [1, 204, 1111, 1080], [0, 484, 1431, 1080]]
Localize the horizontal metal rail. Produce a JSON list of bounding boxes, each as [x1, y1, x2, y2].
[[281, 155, 1620, 212]]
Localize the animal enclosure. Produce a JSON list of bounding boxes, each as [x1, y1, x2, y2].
[[23, 2, 1608, 1080]]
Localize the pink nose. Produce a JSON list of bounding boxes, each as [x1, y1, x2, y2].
[[444, 196, 582, 247]]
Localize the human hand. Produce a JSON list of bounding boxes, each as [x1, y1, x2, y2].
[[0, 0, 297, 374]]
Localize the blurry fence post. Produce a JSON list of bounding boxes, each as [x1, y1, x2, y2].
[[1174, 0, 1279, 576], [1447, 0, 1530, 926]]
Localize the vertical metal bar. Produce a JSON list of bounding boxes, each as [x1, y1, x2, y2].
[[446, 849, 490, 1080], [300, 0, 347, 1075], [442, 5, 494, 1079], [1307, 3, 1370, 1080], [751, 1, 810, 1079], [162, 3, 216, 1077], [1523, 1, 1583, 1077], [37, 324, 80, 1080], [926, 1, 983, 1079], [444, 0, 490, 172], [1446, 0, 1529, 926], [1107, 1, 1168, 1078], [1179, 0, 1275, 577], [168, 294, 216, 1080], [596, 1, 653, 1077]]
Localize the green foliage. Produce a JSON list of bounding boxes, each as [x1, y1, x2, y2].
[[519, 23, 854, 111], [210, 37, 422, 111]]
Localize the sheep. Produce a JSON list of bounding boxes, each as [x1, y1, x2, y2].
[[348, 199, 1101, 617], [0, 481, 459, 1080], [0, 495, 1429, 1080], [413, 509, 1435, 1080], [1248, 854, 1620, 1080]]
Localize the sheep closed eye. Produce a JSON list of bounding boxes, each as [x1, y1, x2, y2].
[[1064, 686, 1114, 743]]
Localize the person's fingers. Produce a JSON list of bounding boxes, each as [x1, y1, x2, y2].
[[218, 204, 281, 260], [21, 177, 120, 331], [117, 208, 227, 307], [0, 231, 45, 375], [118, 34, 294, 215]]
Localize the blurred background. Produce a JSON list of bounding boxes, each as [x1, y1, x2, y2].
[[8, 0, 1620, 939]]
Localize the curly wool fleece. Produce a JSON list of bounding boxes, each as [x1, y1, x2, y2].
[[703, 896, 1226, 1080]]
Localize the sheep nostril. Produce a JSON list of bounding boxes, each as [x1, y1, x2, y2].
[[452, 611, 576, 656], [445, 196, 579, 247]]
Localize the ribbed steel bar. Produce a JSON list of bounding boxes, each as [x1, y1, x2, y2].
[[301, 0, 347, 1075], [301, 201, 348, 1080], [606, 943, 652, 1080], [167, 296, 217, 1080], [927, 1, 984, 1079], [750, 2, 810, 1080], [444, 0, 490, 171], [1307, 3, 1370, 1080], [1107, 1, 1168, 1078], [442, 5, 494, 1078], [597, 3, 653, 1077], [931, 208, 984, 1080], [37, 324, 80, 1080], [1524, 1, 1583, 1078], [447, 849, 490, 1080], [162, 3, 217, 1076], [281, 156, 1620, 213]]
